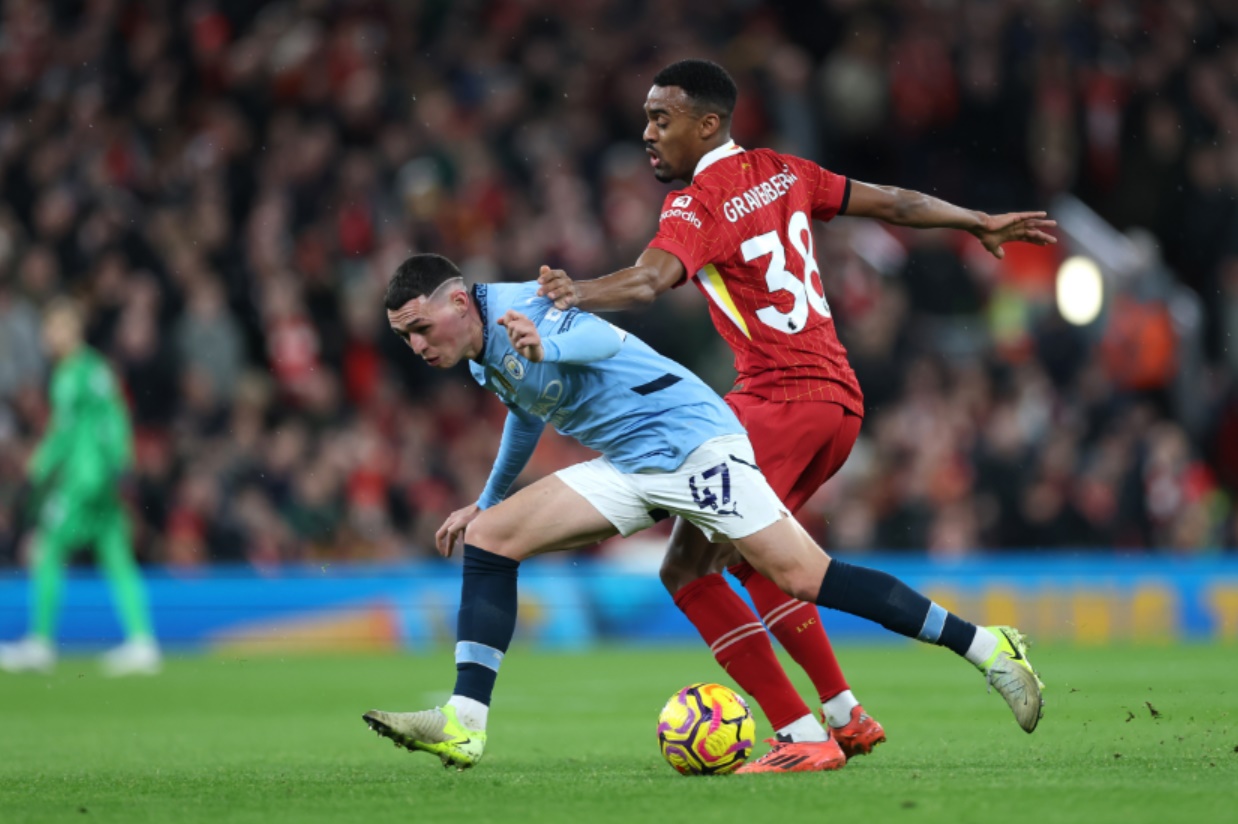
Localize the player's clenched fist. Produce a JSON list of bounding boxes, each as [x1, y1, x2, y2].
[[497, 310, 545, 362], [536, 265, 579, 310]]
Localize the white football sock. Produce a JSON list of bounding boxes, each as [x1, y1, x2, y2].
[[447, 695, 489, 731], [823, 689, 860, 728], [964, 627, 999, 668], [775, 713, 828, 743]]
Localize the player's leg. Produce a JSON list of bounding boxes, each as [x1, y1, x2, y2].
[[94, 502, 161, 676], [663, 522, 836, 742], [723, 397, 881, 752], [660, 520, 844, 771], [732, 517, 1043, 733], [0, 498, 75, 673], [665, 435, 1043, 733], [661, 522, 820, 739], [364, 472, 619, 768]]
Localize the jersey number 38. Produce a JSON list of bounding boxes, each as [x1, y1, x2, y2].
[[741, 210, 831, 335]]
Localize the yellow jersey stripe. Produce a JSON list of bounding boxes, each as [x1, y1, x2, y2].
[[696, 264, 751, 339]]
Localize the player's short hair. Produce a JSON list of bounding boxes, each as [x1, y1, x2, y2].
[[652, 59, 738, 121], [385, 254, 464, 310], [43, 296, 84, 324]]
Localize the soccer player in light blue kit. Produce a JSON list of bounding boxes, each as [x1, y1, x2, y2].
[[365, 254, 1043, 769]]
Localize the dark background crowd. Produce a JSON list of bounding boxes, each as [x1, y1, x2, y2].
[[1, 0, 1236, 567]]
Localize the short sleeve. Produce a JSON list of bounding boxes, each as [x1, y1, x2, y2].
[[795, 158, 850, 222], [646, 190, 716, 285]]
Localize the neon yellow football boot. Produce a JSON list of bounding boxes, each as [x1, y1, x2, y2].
[[978, 626, 1045, 733], [363, 704, 486, 769]]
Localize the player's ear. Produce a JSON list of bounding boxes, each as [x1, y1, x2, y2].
[[698, 112, 722, 141]]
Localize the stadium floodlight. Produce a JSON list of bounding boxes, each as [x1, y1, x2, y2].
[[1055, 256, 1104, 326]]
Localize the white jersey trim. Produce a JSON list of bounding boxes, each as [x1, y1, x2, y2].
[[694, 141, 745, 177]]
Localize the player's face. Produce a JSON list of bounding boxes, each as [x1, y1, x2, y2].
[[644, 85, 706, 183], [42, 309, 81, 359], [386, 283, 474, 369]]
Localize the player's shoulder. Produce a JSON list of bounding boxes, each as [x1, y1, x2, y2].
[[659, 183, 709, 213], [737, 148, 830, 179], [475, 280, 526, 317], [485, 279, 545, 304], [71, 348, 116, 394], [474, 279, 514, 309], [76, 347, 112, 377], [687, 148, 807, 194], [487, 279, 569, 326]]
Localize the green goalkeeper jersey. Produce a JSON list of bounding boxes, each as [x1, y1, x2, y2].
[[29, 347, 133, 494]]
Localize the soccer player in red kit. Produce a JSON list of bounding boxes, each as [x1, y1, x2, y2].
[[539, 59, 1056, 774]]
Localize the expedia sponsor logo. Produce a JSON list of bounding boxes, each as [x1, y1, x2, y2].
[[672, 195, 693, 208], [660, 207, 702, 228]]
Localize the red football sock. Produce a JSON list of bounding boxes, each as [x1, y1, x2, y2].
[[673, 573, 812, 732], [729, 561, 850, 703]]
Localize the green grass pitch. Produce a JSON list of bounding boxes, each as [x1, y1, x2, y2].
[[1, 642, 1234, 823]]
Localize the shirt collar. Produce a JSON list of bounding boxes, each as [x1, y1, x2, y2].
[[472, 283, 489, 360], [693, 140, 744, 177]]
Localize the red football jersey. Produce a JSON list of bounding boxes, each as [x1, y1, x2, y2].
[[648, 143, 864, 414]]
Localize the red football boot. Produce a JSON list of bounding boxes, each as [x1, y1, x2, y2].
[[734, 735, 846, 774], [829, 705, 886, 759]]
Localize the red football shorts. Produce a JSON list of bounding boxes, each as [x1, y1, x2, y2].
[[724, 395, 862, 514]]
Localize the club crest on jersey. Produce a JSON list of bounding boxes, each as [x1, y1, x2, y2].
[[672, 195, 692, 208], [502, 354, 526, 380]]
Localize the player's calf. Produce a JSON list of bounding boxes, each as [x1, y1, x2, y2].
[[734, 522, 1045, 732]]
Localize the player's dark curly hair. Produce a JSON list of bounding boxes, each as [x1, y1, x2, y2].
[[384, 253, 464, 310], [653, 59, 738, 121]]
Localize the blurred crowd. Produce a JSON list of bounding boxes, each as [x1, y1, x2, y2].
[[1, 0, 1237, 566]]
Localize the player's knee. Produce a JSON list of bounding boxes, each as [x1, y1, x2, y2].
[[463, 519, 528, 562], [658, 555, 696, 595], [659, 542, 732, 595], [768, 566, 819, 603]]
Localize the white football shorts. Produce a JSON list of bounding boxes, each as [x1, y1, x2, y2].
[[555, 434, 790, 543]]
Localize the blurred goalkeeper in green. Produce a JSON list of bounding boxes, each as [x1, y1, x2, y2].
[[0, 299, 161, 676]]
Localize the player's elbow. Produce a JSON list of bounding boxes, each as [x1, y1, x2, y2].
[[632, 287, 659, 306], [630, 268, 666, 305]]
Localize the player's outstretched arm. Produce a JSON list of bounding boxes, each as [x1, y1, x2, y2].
[[843, 180, 1057, 259], [537, 248, 686, 312]]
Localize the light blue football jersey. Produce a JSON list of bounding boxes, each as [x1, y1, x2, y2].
[[468, 282, 743, 473]]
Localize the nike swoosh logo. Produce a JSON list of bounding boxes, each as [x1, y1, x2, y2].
[[1001, 631, 1025, 661]]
